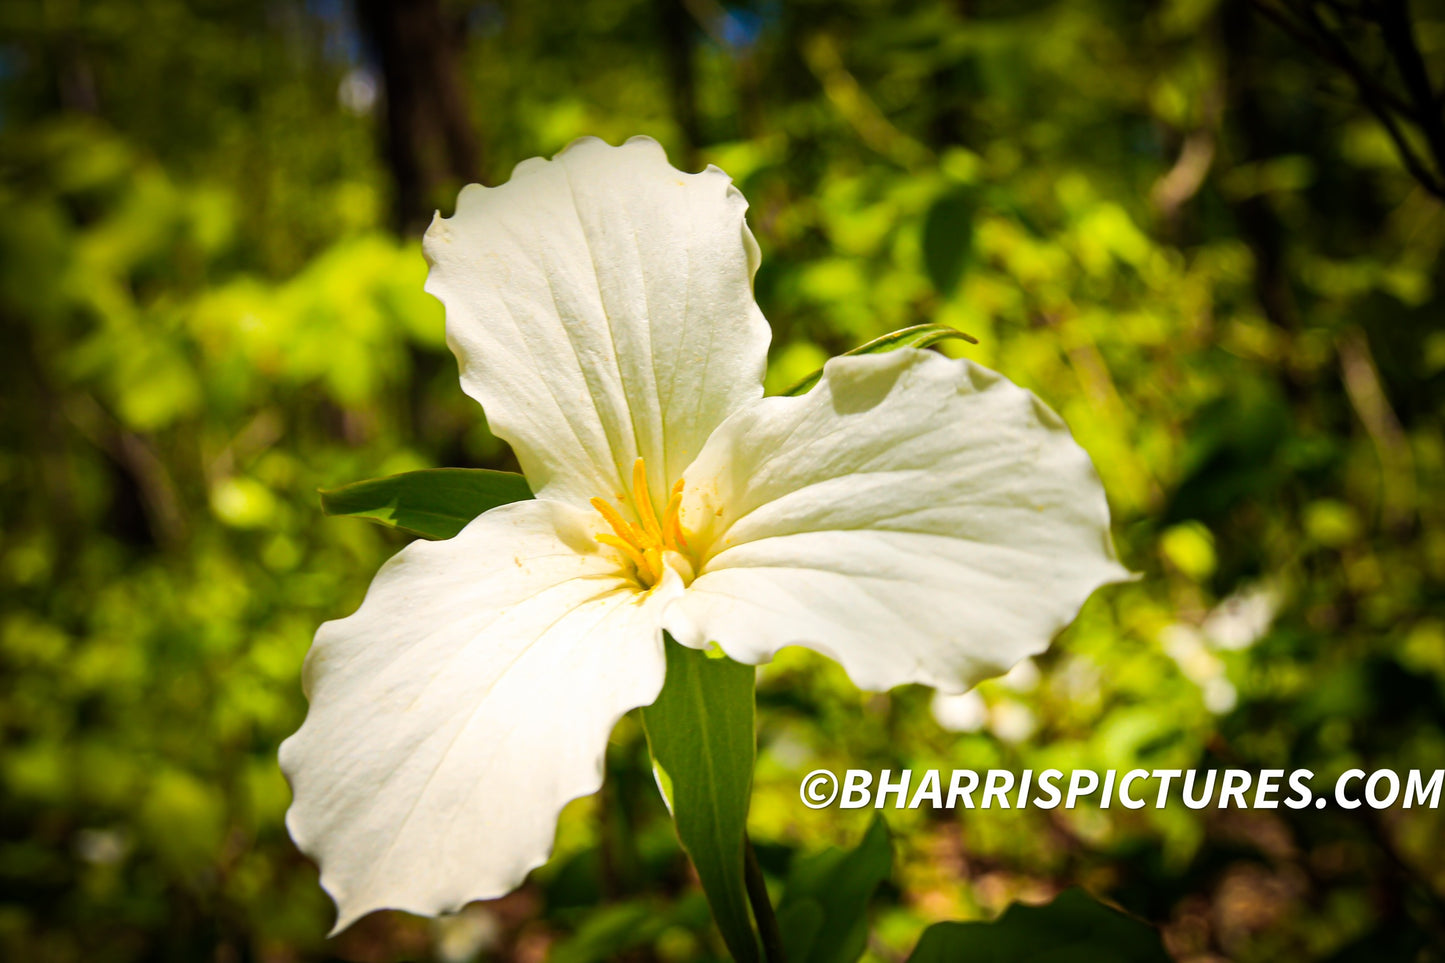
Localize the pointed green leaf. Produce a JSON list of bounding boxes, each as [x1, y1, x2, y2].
[[780, 324, 979, 396], [905, 888, 1171, 962], [641, 638, 760, 963], [777, 814, 892, 963], [319, 468, 533, 540]]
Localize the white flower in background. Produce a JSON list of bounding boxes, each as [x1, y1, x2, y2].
[[1202, 582, 1279, 651], [931, 690, 989, 733], [280, 136, 1128, 930], [988, 700, 1039, 745], [1161, 624, 1237, 714]]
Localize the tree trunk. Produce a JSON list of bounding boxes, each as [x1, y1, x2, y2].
[[355, 0, 482, 234]]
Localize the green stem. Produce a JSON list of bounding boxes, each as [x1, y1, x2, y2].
[[744, 835, 787, 963]]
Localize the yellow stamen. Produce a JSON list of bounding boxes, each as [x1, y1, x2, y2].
[[590, 497, 646, 553], [663, 479, 689, 551], [631, 458, 664, 544], [643, 547, 664, 585], [597, 533, 650, 574], [590, 456, 694, 588]]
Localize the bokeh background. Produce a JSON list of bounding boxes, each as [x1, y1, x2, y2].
[[3, 0, 1445, 960]]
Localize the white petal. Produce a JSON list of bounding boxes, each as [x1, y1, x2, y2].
[[279, 500, 677, 932], [666, 349, 1129, 693], [423, 136, 771, 508]]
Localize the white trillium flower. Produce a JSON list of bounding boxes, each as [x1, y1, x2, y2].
[[279, 135, 1128, 931]]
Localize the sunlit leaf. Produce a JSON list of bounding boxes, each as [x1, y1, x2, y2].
[[319, 468, 533, 539], [780, 324, 979, 396]]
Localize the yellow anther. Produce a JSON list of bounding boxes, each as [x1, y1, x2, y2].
[[631, 458, 664, 543], [663, 479, 689, 551], [597, 533, 649, 574], [589, 497, 646, 553]]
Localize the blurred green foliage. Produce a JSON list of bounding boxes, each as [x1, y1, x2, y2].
[[2, 0, 1445, 960], [905, 887, 1171, 962]]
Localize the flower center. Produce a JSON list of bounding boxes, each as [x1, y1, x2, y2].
[[590, 457, 692, 589]]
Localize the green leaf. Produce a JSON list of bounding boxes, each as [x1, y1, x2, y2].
[[641, 638, 760, 963], [318, 468, 533, 540], [780, 324, 979, 396], [905, 888, 1171, 962], [777, 814, 892, 963], [922, 188, 979, 296]]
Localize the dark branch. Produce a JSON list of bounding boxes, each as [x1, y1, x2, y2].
[[1376, 0, 1445, 185], [1246, 0, 1445, 197]]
